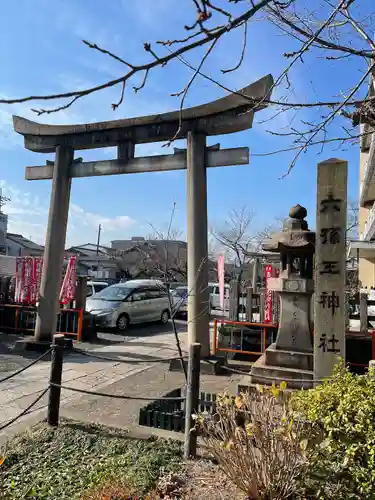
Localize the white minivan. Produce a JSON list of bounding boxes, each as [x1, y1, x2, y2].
[[209, 282, 230, 310], [86, 279, 170, 331], [86, 281, 109, 297], [209, 282, 247, 313]]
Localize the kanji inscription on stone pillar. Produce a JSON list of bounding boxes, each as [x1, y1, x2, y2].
[[314, 158, 347, 381]]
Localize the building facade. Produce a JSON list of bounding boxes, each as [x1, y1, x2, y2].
[[350, 107, 375, 287], [6, 233, 44, 257]]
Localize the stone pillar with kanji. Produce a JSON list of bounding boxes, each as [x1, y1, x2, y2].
[[314, 159, 347, 381]]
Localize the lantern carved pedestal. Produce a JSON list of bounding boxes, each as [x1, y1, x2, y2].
[[245, 205, 315, 390]]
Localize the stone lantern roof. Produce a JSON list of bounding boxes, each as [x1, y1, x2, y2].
[[262, 204, 315, 253]]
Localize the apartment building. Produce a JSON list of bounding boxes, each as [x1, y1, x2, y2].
[[349, 91, 375, 287]]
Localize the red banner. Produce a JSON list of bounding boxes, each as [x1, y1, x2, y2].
[[15, 256, 43, 304], [32, 257, 43, 304], [264, 264, 273, 323], [15, 257, 25, 303], [15, 256, 77, 305], [60, 256, 77, 305], [217, 255, 225, 310]]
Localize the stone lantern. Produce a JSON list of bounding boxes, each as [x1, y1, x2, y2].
[[248, 204, 315, 389]]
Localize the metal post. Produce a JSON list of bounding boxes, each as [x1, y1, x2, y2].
[[184, 342, 201, 459], [187, 132, 209, 356], [360, 292, 368, 335], [35, 145, 73, 342], [246, 287, 253, 322], [252, 258, 259, 292], [259, 288, 265, 322], [48, 334, 65, 426], [229, 279, 239, 321]]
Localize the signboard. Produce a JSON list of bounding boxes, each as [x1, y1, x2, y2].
[[217, 255, 225, 310], [314, 159, 347, 380]]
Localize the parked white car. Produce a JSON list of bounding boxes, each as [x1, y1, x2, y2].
[[209, 282, 247, 313], [170, 286, 188, 317], [86, 279, 170, 331], [86, 281, 109, 297]]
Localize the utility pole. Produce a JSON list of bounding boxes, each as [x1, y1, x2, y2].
[[0, 188, 10, 255], [96, 224, 102, 278], [96, 224, 102, 256]]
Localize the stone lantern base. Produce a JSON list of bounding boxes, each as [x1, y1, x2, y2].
[[244, 345, 313, 390]]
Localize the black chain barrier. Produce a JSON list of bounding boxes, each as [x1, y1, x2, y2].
[[0, 388, 49, 432], [72, 347, 187, 364], [0, 348, 52, 384], [49, 382, 186, 402]]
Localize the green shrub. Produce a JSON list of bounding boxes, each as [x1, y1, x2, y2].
[[292, 362, 375, 499]]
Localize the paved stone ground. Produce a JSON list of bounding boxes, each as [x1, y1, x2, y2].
[[0, 320, 190, 443], [0, 316, 244, 446]]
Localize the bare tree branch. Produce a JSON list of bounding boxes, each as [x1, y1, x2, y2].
[[2, 0, 374, 171]]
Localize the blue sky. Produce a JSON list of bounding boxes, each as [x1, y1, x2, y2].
[[0, 0, 367, 247]]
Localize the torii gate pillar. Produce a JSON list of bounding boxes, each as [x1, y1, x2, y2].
[[34, 145, 73, 342], [187, 132, 209, 355]]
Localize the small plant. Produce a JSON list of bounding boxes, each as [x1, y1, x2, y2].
[[194, 383, 310, 500], [291, 361, 375, 499]]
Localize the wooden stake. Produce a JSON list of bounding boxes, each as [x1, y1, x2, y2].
[[184, 342, 201, 459]]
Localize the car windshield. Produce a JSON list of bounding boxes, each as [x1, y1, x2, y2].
[[93, 284, 108, 294], [91, 285, 132, 301], [173, 288, 188, 298]]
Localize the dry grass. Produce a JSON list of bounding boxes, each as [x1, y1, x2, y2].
[[172, 460, 244, 500], [83, 460, 241, 499], [83, 479, 136, 499], [194, 388, 309, 499]]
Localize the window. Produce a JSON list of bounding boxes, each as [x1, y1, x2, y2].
[[93, 284, 108, 294], [172, 288, 188, 298], [132, 291, 148, 302], [146, 287, 168, 299], [146, 289, 160, 299], [93, 285, 132, 301]]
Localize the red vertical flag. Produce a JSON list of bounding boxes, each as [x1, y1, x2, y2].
[[264, 264, 273, 323], [217, 255, 225, 310]]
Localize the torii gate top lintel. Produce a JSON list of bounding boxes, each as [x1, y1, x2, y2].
[[12, 74, 273, 153]]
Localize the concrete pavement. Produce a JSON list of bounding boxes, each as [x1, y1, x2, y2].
[[0, 314, 237, 444], [0, 321, 190, 444]]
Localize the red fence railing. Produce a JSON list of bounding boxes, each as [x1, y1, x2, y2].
[[212, 318, 278, 358], [0, 304, 83, 341]]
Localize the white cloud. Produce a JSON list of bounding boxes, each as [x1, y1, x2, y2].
[[0, 92, 83, 150], [70, 204, 135, 232], [0, 180, 136, 247]]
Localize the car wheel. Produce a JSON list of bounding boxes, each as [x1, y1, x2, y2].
[[160, 309, 170, 324], [116, 314, 129, 332]]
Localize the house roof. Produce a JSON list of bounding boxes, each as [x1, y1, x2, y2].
[[66, 244, 112, 257], [6, 233, 44, 251], [79, 260, 118, 269]]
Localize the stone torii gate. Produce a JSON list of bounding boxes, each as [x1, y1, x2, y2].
[[13, 73, 273, 355]]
